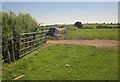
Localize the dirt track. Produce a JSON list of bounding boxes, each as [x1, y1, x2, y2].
[[47, 40, 118, 49]]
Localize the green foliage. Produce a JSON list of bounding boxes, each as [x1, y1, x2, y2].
[[3, 44, 118, 80], [74, 21, 83, 29], [2, 11, 41, 61], [2, 11, 39, 38]]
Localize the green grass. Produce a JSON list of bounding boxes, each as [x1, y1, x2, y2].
[[63, 27, 118, 40], [3, 44, 118, 80]]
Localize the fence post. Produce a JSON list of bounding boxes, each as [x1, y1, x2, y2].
[[41, 29, 44, 44], [18, 33, 21, 59], [44, 29, 47, 43], [19, 34, 22, 49], [8, 51, 11, 63], [11, 37, 15, 62]]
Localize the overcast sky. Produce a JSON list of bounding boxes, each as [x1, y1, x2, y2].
[[2, 2, 118, 25]]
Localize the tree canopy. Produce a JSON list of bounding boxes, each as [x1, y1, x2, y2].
[[74, 21, 83, 29]]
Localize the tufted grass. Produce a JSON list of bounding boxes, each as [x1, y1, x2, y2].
[[2, 44, 118, 80]]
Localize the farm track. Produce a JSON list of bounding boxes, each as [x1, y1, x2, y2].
[[47, 39, 118, 49]]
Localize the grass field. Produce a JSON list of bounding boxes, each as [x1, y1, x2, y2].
[[63, 26, 118, 40], [3, 44, 118, 80]]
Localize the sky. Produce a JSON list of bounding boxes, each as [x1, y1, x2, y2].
[[2, 2, 118, 25], [1, 0, 120, 2]]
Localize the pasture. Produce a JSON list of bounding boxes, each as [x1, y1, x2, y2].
[[2, 11, 118, 81], [63, 26, 118, 40], [2, 44, 118, 80]]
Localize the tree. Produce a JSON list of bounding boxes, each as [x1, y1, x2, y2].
[[117, 23, 120, 25], [110, 23, 113, 25], [2, 11, 41, 62], [74, 21, 83, 29]]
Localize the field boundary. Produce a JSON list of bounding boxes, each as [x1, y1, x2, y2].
[[2, 29, 48, 63]]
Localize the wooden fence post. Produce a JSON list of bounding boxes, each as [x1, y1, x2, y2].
[[18, 33, 21, 59], [19, 34, 22, 49], [11, 37, 15, 62], [44, 30, 47, 43], [8, 51, 11, 63]]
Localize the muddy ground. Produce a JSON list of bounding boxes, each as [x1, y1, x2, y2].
[[47, 40, 118, 49]]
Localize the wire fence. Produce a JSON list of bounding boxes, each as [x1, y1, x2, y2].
[[2, 29, 48, 63]]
